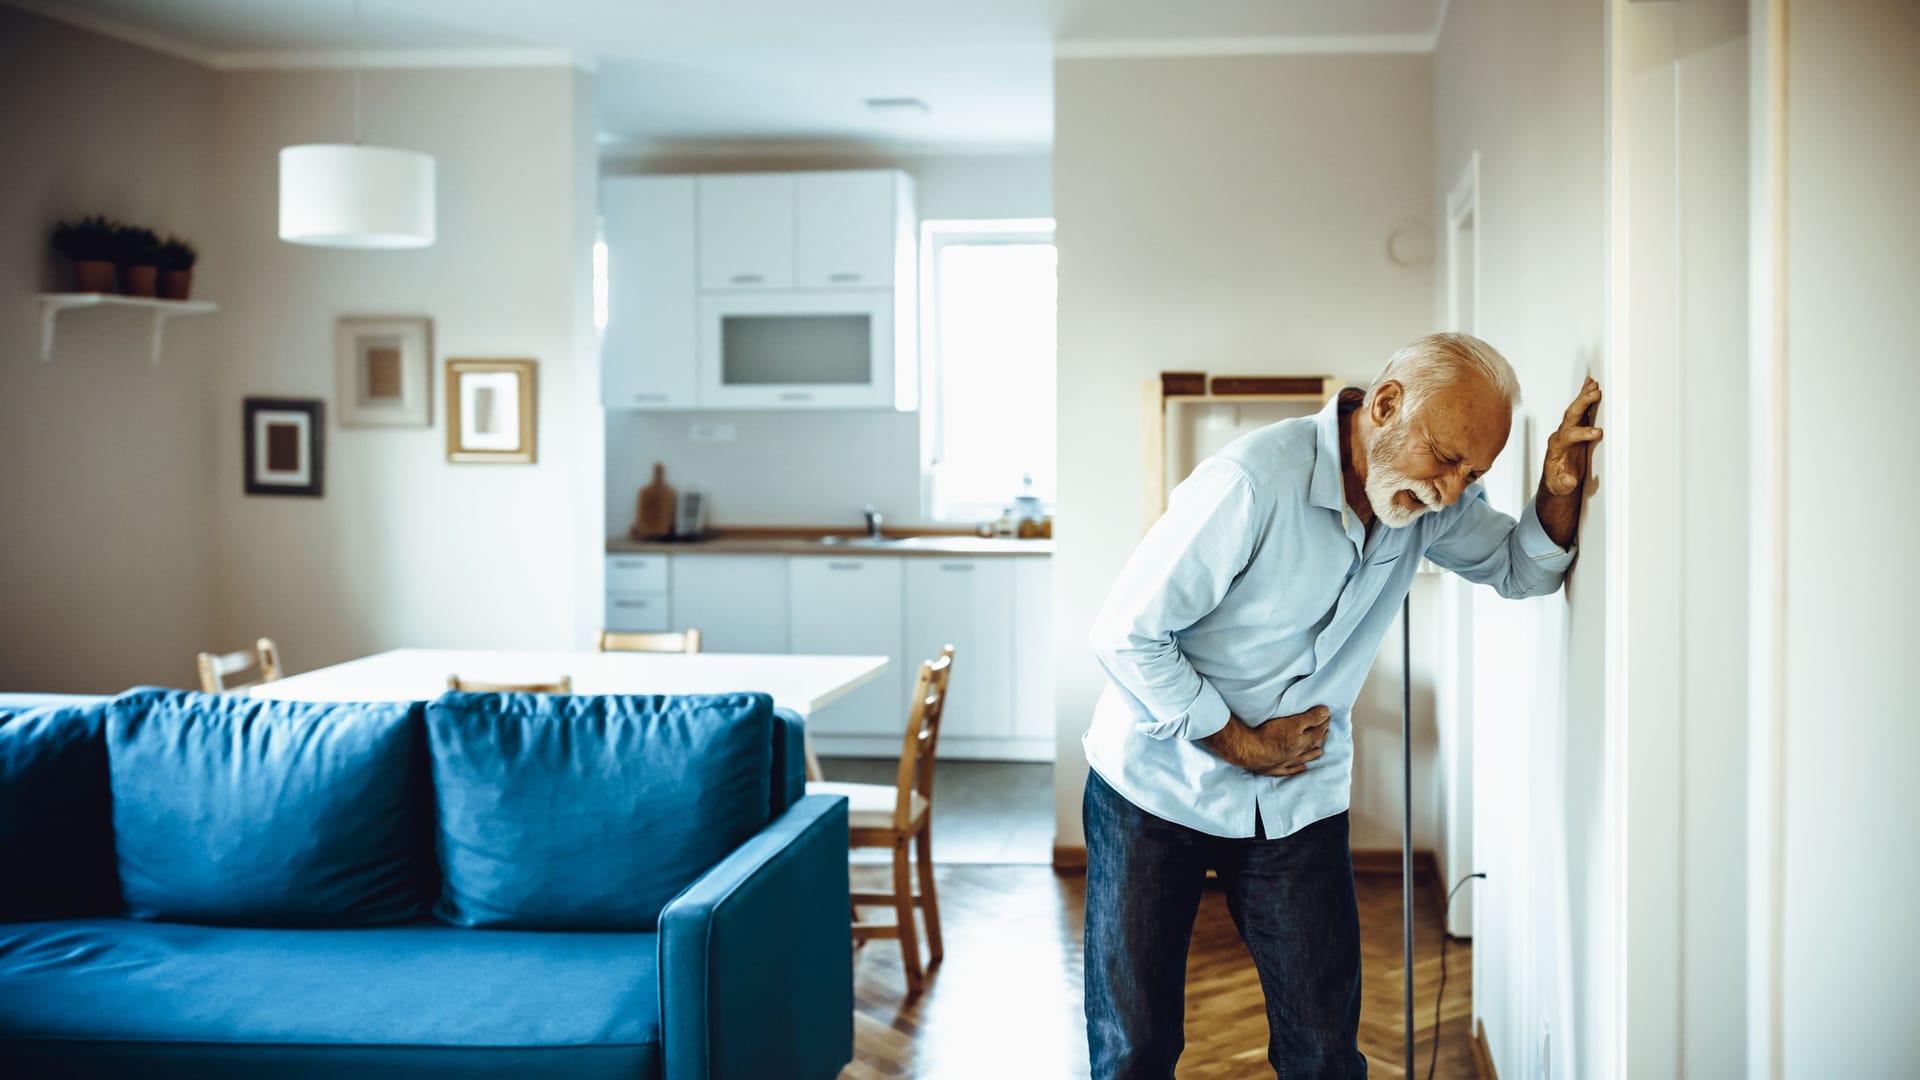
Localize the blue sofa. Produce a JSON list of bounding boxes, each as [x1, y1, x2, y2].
[[0, 688, 852, 1079]]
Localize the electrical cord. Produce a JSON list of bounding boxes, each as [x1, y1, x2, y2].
[[1428, 872, 1488, 1080]]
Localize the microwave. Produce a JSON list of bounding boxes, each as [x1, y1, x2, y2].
[[697, 289, 906, 410]]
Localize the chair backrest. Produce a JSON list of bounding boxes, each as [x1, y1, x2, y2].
[[596, 628, 703, 654], [196, 638, 282, 694], [446, 674, 574, 694], [889, 645, 956, 829]]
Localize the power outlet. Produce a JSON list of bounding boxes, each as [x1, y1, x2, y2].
[[689, 422, 735, 443]]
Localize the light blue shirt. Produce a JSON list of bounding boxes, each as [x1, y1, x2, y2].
[[1084, 391, 1575, 839]]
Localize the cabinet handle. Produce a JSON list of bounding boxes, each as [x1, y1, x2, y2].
[[730, 273, 764, 285], [940, 563, 974, 572], [778, 391, 814, 402], [633, 393, 668, 403], [826, 561, 863, 571], [828, 272, 862, 283], [611, 599, 652, 609]]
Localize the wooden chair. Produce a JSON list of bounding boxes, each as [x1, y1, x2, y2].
[[808, 646, 955, 995], [197, 638, 282, 694], [446, 674, 573, 694], [596, 629, 703, 654]]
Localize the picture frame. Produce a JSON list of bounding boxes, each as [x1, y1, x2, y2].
[[446, 358, 537, 464], [336, 316, 432, 428], [243, 397, 325, 497]]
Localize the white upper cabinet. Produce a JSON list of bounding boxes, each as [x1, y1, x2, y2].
[[795, 171, 903, 289], [601, 177, 698, 410], [697, 175, 795, 291], [905, 558, 1014, 740]]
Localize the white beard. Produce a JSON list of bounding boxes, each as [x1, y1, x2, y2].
[[1365, 417, 1443, 529]]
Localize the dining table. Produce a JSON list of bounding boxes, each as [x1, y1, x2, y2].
[[251, 647, 889, 780]]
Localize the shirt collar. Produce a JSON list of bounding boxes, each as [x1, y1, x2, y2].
[[1309, 388, 1364, 515]]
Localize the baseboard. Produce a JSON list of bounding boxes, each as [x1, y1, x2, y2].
[[1472, 1019, 1498, 1080], [1052, 844, 1087, 872], [1351, 848, 1451, 920]]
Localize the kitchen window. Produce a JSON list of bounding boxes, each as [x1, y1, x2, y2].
[[920, 219, 1057, 523]]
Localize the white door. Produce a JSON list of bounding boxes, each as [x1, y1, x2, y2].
[[669, 555, 789, 654], [787, 557, 903, 736], [795, 171, 898, 289], [905, 557, 1013, 740], [698, 290, 894, 409], [1010, 557, 1055, 744], [602, 177, 698, 409], [697, 174, 794, 290]]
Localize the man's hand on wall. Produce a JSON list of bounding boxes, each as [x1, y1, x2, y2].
[[1198, 706, 1331, 777], [1536, 376, 1605, 549]]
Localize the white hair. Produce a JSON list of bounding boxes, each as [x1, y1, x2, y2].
[[1367, 332, 1522, 416]]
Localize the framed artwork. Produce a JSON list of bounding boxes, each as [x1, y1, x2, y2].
[[336, 316, 431, 428], [243, 397, 325, 497], [446, 358, 537, 464]]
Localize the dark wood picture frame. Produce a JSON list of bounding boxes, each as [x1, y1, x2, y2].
[[243, 397, 325, 497]]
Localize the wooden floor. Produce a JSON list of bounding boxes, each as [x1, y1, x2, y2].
[[841, 864, 1477, 1080]]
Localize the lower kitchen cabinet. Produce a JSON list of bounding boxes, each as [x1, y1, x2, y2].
[[669, 555, 789, 653], [787, 557, 905, 737], [905, 558, 1013, 739]]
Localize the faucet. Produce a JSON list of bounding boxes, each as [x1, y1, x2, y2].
[[862, 504, 884, 539]]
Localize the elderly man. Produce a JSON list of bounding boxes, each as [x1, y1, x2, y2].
[[1082, 333, 1602, 1078]]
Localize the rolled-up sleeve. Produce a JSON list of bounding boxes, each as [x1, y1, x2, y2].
[[1424, 485, 1575, 598], [1088, 458, 1256, 741]]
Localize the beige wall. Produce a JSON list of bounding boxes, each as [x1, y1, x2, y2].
[[1052, 53, 1437, 849], [208, 65, 601, 672], [601, 151, 1052, 534], [1771, 0, 1920, 1071], [1432, 2, 1609, 1076], [0, 8, 219, 692]]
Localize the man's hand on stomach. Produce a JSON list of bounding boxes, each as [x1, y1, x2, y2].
[[1197, 706, 1331, 777]]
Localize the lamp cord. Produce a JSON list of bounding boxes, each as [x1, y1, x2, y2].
[[1428, 872, 1488, 1080], [351, 0, 364, 144]]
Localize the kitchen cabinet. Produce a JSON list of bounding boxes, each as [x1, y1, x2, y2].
[[669, 555, 789, 654], [697, 175, 795, 291], [697, 289, 895, 410], [601, 177, 698, 410], [1011, 557, 1055, 742], [795, 171, 903, 289], [604, 554, 672, 633], [905, 558, 1014, 740], [787, 557, 904, 737]]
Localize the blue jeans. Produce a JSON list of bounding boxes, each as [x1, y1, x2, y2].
[[1083, 768, 1366, 1079]]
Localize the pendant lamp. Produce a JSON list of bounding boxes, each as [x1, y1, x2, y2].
[[278, 1, 435, 249]]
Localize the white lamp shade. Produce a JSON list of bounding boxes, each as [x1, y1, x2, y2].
[[279, 144, 435, 249]]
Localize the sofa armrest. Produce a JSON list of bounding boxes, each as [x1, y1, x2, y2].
[[658, 794, 852, 1080]]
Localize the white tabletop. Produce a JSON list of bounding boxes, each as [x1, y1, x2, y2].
[[251, 648, 888, 716]]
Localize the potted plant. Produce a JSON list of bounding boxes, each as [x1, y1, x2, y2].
[[115, 226, 161, 297], [50, 216, 121, 293], [158, 236, 198, 301]]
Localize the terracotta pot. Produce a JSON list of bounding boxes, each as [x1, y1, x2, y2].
[[71, 259, 117, 294], [159, 269, 194, 301], [120, 264, 157, 297]]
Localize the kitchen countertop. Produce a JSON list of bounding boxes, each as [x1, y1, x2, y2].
[[607, 534, 1054, 558]]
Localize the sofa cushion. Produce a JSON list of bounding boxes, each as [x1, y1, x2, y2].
[[0, 702, 118, 920], [427, 691, 774, 930], [106, 689, 428, 927], [0, 918, 660, 1079]]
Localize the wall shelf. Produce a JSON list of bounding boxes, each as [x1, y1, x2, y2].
[[1141, 375, 1337, 531], [36, 293, 218, 367]]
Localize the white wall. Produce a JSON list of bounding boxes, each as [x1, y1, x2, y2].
[[1757, 0, 1920, 1072], [208, 65, 601, 671], [0, 8, 219, 692], [1431, 2, 1610, 1077], [1052, 53, 1436, 851], [601, 151, 1052, 535]]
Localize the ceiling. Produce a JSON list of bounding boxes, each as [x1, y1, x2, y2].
[[19, 0, 1448, 152]]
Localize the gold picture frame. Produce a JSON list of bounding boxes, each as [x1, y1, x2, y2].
[[445, 358, 537, 464]]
